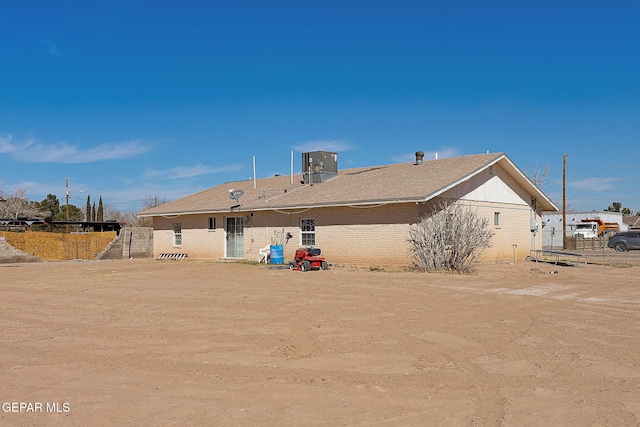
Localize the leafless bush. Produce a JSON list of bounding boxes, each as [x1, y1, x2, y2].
[[407, 202, 494, 273], [138, 195, 167, 227], [0, 186, 43, 219], [525, 161, 551, 186], [141, 195, 167, 210], [101, 204, 140, 226]]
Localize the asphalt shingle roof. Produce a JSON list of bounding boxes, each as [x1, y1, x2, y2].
[[139, 152, 557, 216]]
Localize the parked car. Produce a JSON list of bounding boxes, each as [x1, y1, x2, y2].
[[608, 232, 640, 251]]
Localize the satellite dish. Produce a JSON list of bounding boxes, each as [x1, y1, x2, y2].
[[229, 189, 244, 200]]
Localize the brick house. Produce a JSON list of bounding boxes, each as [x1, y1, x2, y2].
[[138, 151, 557, 266]]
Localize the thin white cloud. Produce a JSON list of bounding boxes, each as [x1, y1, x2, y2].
[[171, 165, 219, 179], [569, 177, 618, 192], [391, 147, 461, 163], [1, 135, 151, 163], [144, 163, 244, 179], [293, 139, 354, 153], [0, 135, 34, 154]]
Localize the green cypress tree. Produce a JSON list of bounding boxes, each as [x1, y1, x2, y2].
[[85, 195, 91, 221], [92, 202, 96, 221], [97, 196, 104, 222]]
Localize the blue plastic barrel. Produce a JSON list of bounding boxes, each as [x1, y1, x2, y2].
[[269, 245, 284, 264]]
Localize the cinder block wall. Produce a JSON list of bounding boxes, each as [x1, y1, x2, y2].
[[97, 232, 124, 260], [97, 227, 153, 260], [122, 227, 153, 258], [0, 236, 40, 263], [132, 227, 153, 257]]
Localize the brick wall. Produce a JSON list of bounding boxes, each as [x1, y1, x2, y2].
[[456, 200, 541, 262], [151, 200, 539, 267], [153, 216, 225, 259]]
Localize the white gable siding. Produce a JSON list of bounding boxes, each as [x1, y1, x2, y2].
[[442, 164, 529, 206], [461, 175, 528, 205]]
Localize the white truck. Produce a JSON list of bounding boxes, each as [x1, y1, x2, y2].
[[572, 218, 620, 239], [573, 221, 600, 239]]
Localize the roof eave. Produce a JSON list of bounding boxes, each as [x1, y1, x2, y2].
[[137, 197, 431, 217]]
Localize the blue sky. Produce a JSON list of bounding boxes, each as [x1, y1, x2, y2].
[[1, 1, 639, 214]]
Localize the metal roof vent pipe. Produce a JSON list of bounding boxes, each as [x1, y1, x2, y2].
[[415, 151, 425, 165]]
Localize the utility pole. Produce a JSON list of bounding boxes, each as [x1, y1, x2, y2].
[[562, 154, 567, 250], [65, 177, 70, 221]]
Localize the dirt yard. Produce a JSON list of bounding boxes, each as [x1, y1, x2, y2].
[[2, 258, 640, 426]]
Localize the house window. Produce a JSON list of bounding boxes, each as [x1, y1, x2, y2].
[[208, 217, 216, 230], [494, 212, 500, 227], [301, 218, 315, 246], [173, 223, 182, 246]]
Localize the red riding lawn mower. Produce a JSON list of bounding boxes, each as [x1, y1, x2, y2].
[[289, 246, 329, 272]]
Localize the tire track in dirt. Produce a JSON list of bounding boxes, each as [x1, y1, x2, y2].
[[3, 260, 640, 425]]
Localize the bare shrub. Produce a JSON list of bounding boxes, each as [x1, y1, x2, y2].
[[525, 161, 551, 186], [141, 195, 167, 210], [0, 186, 43, 219], [407, 202, 494, 273], [102, 205, 140, 226], [138, 195, 167, 227]]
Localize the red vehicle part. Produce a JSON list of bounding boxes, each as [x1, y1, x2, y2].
[[289, 247, 329, 272]]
